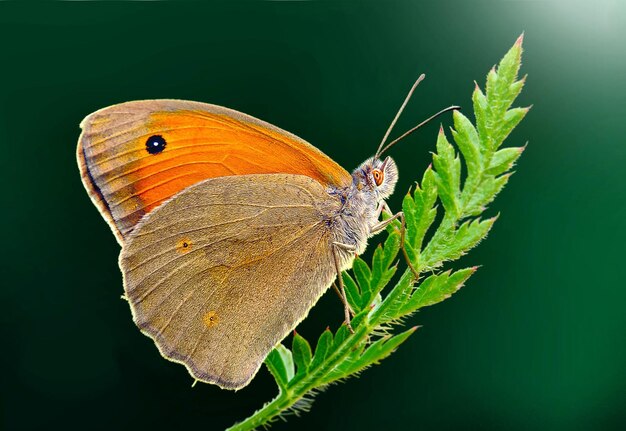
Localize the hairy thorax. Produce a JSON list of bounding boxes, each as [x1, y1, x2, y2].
[[324, 182, 381, 270]]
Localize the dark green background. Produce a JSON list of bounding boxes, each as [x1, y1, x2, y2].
[[1, 1, 624, 430]]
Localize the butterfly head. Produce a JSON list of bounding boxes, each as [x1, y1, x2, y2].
[[352, 156, 398, 201]]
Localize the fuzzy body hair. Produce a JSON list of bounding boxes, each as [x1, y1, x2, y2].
[[325, 156, 398, 261]]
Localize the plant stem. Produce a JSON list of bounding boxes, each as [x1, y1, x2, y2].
[[227, 393, 290, 431], [227, 321, 375, 430]]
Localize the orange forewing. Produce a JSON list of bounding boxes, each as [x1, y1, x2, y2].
[[77, 100, 352, 244]]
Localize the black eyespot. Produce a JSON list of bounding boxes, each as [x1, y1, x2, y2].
[[146, 135, 166, 154]]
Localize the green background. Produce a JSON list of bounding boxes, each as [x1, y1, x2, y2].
[[1, 1, 624, 430]]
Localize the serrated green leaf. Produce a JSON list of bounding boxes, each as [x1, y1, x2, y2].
[[371, 245, 385, 284], [309, 329, 333, 371], [348, 327, 417, 374], [401, 268, 475, 314], [507, 77, 526, 108], [497, 35, 523, 94], [342, 272, 362, 312], [433, 130, 461, 218], [483, 36, 525, 154], [419, 217, 454, 270], [350, 308, 369, 330], [265, 344, 294, 390], [407, 168, 438, 251], [473, 83, 488, 144], [292, 332, 312, 376], [485, 66, 499, 112], [486, 147, 524, 176], [332, 324, 351, 351], [422, 217, 496, 267], [404, 169, 438, 253], [451, 110, 482, 180], [382, 229, 401, 269], [323, 340, 368, 382], [465, 174, 511, 215], [372, 271, 415, 322], [368, 292, 383, 315], [491, 107, 529, 151], [403, 192, 419, 243], [486, 51, 521, 121], [447, 217, 496, 261], [367, 266, 397, 304], [352, 257, 372, 298]]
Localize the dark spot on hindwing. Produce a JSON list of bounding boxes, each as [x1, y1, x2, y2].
[[203, 311, 219, 328], [146, 135, 166, 154], [176, 237, 193, 254]]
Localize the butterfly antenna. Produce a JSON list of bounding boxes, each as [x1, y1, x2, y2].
[[375, 74, 426, 159], [378, 104, 461, 156]]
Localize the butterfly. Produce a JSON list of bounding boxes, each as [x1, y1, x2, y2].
[[77, 76, 456, 389]]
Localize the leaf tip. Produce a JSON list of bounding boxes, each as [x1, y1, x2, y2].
[[410, 326, 419, 333], [515, 32, 525, 47], [438, 124, 444, 135], [521, 141, 529, 153]]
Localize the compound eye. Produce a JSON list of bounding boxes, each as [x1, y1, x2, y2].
[[372, 169, 384, 186]]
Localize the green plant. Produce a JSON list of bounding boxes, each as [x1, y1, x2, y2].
[[228, 35, 528, 431]]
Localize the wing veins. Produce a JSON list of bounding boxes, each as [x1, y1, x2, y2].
[[127, 210, 269, 276], [87, 124, 270, 151], [90, 139, 269, 167], [132, 203, 315, 238], [133, 221, 322, 322]]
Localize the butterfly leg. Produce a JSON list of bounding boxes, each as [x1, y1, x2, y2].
[[370, 209, 420, 281], [369, 211, 403, 235], [331, 282, 356, 317], [374, 202, 385, 220], [332, 244, 356, 334], [370, 200, 399, 234]]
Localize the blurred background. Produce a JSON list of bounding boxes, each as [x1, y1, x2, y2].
[[1, 1, 624, 430]]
